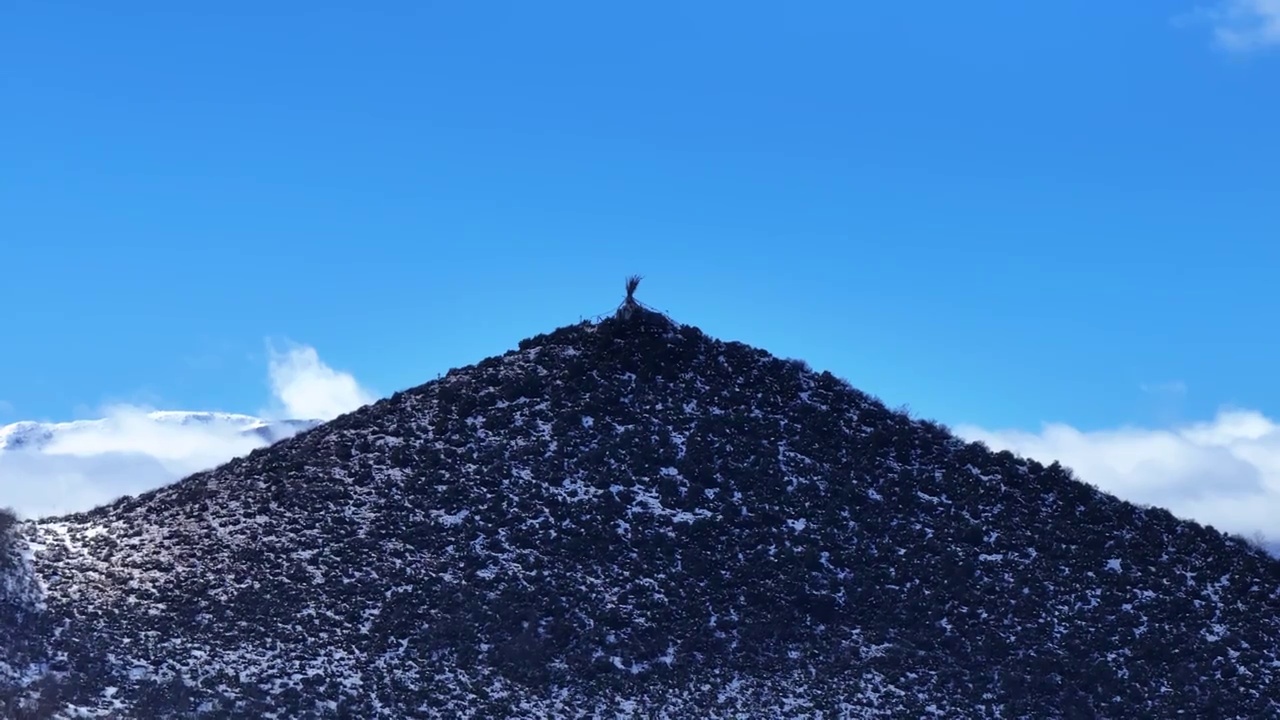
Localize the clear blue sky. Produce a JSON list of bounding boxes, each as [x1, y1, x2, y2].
[[3, 0, 1277, 432]]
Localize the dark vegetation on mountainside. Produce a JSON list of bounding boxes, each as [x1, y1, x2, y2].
[[1, 283, 1279, 718], [0, 508, 17, 559]]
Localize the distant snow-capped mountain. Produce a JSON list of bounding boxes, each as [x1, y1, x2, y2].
[[0, 411, 321, 452]]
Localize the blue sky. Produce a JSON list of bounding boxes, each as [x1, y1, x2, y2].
[[3, 0, 1278, 434]]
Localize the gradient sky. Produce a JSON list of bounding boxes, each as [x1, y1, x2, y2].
[[3, 0, 1278, 434]]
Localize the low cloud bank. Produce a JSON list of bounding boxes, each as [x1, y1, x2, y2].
[[958, 408, 1280, 549], [0, 345, 373, 518]]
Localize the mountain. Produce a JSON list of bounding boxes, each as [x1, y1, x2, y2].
[[0, 412, 321, 453], [2, 305, 1279, 718]]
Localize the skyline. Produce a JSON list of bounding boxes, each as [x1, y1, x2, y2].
[[2, 334, 1279, 554]]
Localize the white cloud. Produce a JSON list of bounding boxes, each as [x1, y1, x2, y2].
[[0, 411, 268, 519], [0, 344, 375, 519], [265, 342, 375, 422], [1182, 0, 1280, 52], [957, 408, 1280, 547]]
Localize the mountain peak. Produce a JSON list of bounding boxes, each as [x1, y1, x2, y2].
[[2, 313, 1279, 718]]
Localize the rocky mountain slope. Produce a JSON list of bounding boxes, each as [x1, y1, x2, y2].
[[2, 306, 1279, 718]]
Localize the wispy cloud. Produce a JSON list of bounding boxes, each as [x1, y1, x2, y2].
[[1140, 380, 1187, 396], [1180, 0, 1280, 53], [265, 342, 375, 422], [0, 344, 375, 519], [957, 408, 1280, 547]]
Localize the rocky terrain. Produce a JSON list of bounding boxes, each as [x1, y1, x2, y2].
[[1, 305, 1278, 718]]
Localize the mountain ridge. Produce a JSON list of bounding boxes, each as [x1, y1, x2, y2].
[[2, 307, 1279, 718]]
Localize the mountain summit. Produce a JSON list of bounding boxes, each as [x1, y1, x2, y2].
[[3, 297, 1279, 718]]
